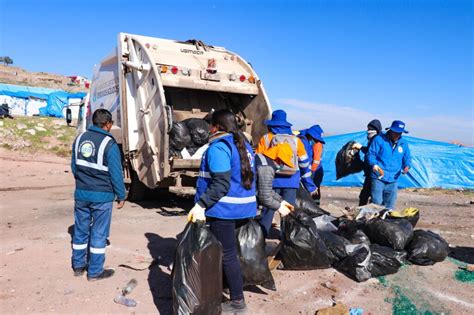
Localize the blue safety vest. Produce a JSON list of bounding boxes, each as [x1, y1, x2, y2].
[[74, 128, 115, 193], [195, 134, 257, 219]]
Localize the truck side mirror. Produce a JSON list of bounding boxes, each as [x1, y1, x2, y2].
[[66, 108, 72, 125]]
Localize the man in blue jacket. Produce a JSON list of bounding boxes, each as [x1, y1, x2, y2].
[[71, 109, 126, 281], [367, 120, 411, 210]]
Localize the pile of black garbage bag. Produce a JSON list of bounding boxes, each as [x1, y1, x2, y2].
[[169, 118, 210, 158], [280, 188, 449, 282], [171, 188, 450, 312]]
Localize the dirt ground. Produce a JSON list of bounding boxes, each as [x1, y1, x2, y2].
[[1, 148, 473, 314]]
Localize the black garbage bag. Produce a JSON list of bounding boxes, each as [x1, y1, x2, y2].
[[236, 220, 276, 290], [337, 219, 371, 246], [169, 122, 192, 150], [369, 244, 404, 277], [335, 141, 364, 179], [186, 145, 200, 156], [349, 230, 371, 246], [172, 222, 222, 315], [335, 244, 372, 282], [295, 185, 329, 217], [320, 231, 351, 265], [169, 147, 183, 158], [280, 210, 331, 270], [184, 118, 210, 146], [364, 217, 414, 250], [336, 244, 404, 282], [406, 230, 449, 266]]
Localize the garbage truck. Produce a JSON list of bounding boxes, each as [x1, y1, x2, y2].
[[81, 33, 272, 200]]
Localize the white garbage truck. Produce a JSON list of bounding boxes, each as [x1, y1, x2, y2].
[[81, 33, 272, 200]]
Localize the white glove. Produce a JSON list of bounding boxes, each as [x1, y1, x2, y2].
[[352, 142, 363, 150], [277, 200, 294, 217], [187, 203, 206, 222]]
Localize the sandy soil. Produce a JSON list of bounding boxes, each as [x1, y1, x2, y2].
[[1, 149, 473, 314]]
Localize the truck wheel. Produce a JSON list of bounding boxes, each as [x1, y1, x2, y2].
[[126, 170, 147, 201]]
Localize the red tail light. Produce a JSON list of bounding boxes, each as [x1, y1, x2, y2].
[[239, 75, 246, 82], [171, 66, 178, 74]]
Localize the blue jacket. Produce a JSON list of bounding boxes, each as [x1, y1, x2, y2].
[[367, 133, 412, 183], [71, 126, 126, 202], [195, 133, 257, 220]]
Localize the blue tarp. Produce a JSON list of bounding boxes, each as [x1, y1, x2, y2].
[[0, 83, 86, 118], [321, 131, 474, 189]]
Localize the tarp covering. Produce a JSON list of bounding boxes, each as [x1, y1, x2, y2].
[[0, 83, 86, 118], [321, 131, 474, 189]]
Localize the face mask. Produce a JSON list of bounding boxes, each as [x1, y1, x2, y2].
[[367, 130, 377, 139]]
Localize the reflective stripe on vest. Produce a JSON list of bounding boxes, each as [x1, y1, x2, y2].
[[75, 133, 112, 172], [219, 195, 257, 204]]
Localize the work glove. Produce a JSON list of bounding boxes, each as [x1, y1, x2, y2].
[[373, 165, 385, 178], [277, 200, 294, 217], [352, 142, 363, 150], [402, 166, 410, 174], [187, 203, 206, 222]]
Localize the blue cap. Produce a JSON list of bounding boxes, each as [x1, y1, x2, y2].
[[307, 124, 325, 144], [265, 110, 292, 127], [386, 120, 409, 134]]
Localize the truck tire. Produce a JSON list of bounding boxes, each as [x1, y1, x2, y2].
[[126, 170, 147, 201]]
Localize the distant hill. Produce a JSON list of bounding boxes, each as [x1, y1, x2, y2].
[[0, 64, 88, 93]]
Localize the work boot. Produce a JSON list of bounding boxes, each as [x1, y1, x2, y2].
[[87, 269, 115, 281], [221, 299, 247, 313], [73, 267, 86, 277]]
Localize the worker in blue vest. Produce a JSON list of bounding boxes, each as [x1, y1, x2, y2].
[[367, 120, 412, 209], [71, 109, 125, 281], [188, 109, 256, 313], [256, 110, 317, 237], [298, 124, 325, 205]]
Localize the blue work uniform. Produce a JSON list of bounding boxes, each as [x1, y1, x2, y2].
[[71, 125, 125, 277]]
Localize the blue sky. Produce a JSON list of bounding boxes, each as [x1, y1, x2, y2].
[[1, 0, 472, 144]]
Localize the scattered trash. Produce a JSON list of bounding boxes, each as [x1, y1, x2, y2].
[[236, 219, 276, 290], [16, 123, 27, 130], [349, 308, 364, 315], [321, 281, 338, 293], [34, 126, 47, 132], [406, 230, 449, 265], [114, 295, 137, 307], [172, 222, 222, 315], [114, 279, 137, 307], [316, 302, 350, 315]]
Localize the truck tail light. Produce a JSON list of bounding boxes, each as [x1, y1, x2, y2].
[[229, 74, 237, 81], [181, 68, 190, 76], [161, 66, 168, 73], [239, 75, 246, 82], [248, 76, 256, 83], [171, 66, 178, 74]]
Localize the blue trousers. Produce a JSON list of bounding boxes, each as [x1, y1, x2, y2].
[[72, 200, 112, 277], [208, 219, 246, 301], [371, 179, 398, 210], [259, 188, 297, 238]]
